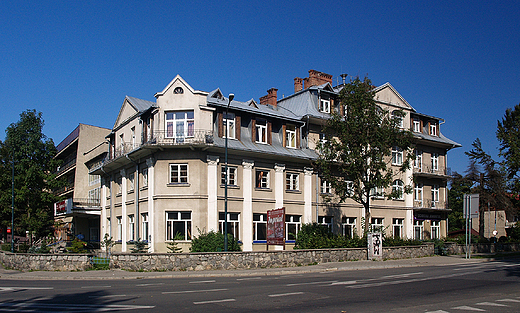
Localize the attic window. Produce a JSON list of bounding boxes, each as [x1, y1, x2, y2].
[[174, 87, 184, 94]]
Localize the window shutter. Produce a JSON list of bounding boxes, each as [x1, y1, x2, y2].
[[267, 121, 272, 145], [251, 119, 256, 143], [282, 124, 287, 147], [296, 127, 300, 148], [235, 115, 241, 140], [218, 113, 223, 138]]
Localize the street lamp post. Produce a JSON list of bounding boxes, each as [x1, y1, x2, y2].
[[224, 93, 234, 252], [11, 145, 15, 253]]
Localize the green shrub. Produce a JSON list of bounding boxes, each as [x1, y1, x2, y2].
[[167, 233, 184, 253], [190, 229, 241, 252], [130, 238, 148, 253], [67, 238, 88, 253], [383, 236, 422, 247], [294, 223, 367, 249], [1, 243, 11, 251]]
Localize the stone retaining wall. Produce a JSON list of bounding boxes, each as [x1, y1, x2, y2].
[[444, 242, 520, 255], [0, 244, 433, 272]]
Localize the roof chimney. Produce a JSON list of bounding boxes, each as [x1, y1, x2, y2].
[[260, 88, 278, 107], [303, 69, 333, 89], [294, 77, 303, 93]]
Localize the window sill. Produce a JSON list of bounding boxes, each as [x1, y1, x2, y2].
[[140, 186, 148, 191], [167, 183, 190, 187], [255, 141, 269, 145], [220, 184, 240, 189], [286, 189, 301, 194], [255, 187, 272, 192], [128, 190, 134, 194]]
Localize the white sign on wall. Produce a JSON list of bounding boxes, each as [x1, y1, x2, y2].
[[368, 232, 383, 260], [463, 194, 479, 218]]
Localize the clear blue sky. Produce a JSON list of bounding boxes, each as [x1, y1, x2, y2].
[[1, 0, 519, 175]]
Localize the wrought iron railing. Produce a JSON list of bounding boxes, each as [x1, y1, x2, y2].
[[55, 158, 76, 175], [414, 199, 445, 209], [142, 129, 213, 146], [73, 198, 101, 207], [413, 164, 447, 176]]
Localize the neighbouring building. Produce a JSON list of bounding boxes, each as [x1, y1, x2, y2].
[[54, 124, 111, 246], [87, 70, 460, 253]]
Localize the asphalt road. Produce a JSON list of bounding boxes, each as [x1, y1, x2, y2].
[[1, 258, 519, 312]]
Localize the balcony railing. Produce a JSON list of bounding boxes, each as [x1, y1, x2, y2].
[[414, 199, 446, 210], [413, 164, 447, 176], [55, 184, 74, 195], [55, 158, 76, 175], [73, 198, 101, 207]]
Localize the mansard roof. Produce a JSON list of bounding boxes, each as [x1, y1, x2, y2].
[[113, 96, 156, 130]]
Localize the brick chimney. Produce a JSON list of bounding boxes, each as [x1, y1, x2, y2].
[[260, 88, 278, 107], [304, 69, 332, 89], [294, 77, 303, 93]]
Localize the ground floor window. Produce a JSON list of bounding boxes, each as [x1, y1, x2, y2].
[[393, 218, 404, 238], [253, 213, 267, 241], [414, 220, 424, 240], [128, 215, 135, 241], [141, 213, 149, 242], [431, 220, 440, 239], [318, 216, 333, 232], [371, 217, 384, 233], [286, 215, 301, 241], [117, 216, 122, 241], [166, 211, 192, 240], [342, 217, 356, 238], [219, 212, 240, 239]]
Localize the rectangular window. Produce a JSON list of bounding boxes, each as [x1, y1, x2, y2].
[[319, 133, 327, 144], [221, 166, 237, 186], [392, 147, 403, 165], [89, 174, 101, 186], [107, 217, 111, 238], [128, 172, 135, 192], [285, 125, 296, 148], [128, 215, 135, 241], [371, 217, 384, 233], [342, 217, 356, 238], [414, 220, 424, 240], [431, 220, 440, 239], [321, 179, 332, 194], [286, 215, 301, 241], [166, 211, 192, 240], [253, 213, 267, 241], [432, 185, 440, 207], [219, 212, 240, 239], [431, 153, 439, 171], [223, 112, 235, 139], [393, 218, 404, 238], [88, 187, 100, 203], [255, 170, 269, 189], [413, 119, 421, 133], [319, 98, 330, 113], [170, 164, 188, 184], [318, 216, 333, 232], [392, 111, 404, 128], [414, 183, 423, 207], [141, 167, 148, 187], [370, 186, 384, 199], [131, 126, 136, 148], [285, 172, 299, 191], [141, 213, 149, 242], [429, 123, 437, 136], [165, 111, 194, 140], [117, 216, 122, 241], [414, 150, 422, 171], [255, 120, 268, 144]]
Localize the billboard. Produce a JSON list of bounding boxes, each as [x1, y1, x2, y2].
[[267, 207, 285, 246], [54, 198, 72, 216]]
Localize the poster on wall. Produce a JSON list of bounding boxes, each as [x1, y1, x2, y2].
[[267, 207, 285, 246], [368, 232, 383, 260]]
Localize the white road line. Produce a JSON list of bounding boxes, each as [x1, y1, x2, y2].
[[330, 281, 357, 286], [81, 285, 111, 288], [0, 287, 53, 292], [162, 288, 228, 294], [452, 305, 485, 311], [189, 280, 216, 284], [268, 292, 304, 297], [236, 277, 261, 281], [287, 280, 338, 286], [497, 298, 520, 303], [88, 294, 128, 298], [0, 302, 155, 311], [476, 302, 508, 307], [193, 298, 236, 305], [136, 283, 164, 287], [425, 310, 450, 313], [380, 272, 423, 279]]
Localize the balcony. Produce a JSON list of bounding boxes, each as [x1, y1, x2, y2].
[[73, 198, 100, 207], [413, 164, 448, 178], [142, 129, 213, 146], [414, 199, 446, 210], [55, 158, 77, 176], [55, 183, 74, 196]]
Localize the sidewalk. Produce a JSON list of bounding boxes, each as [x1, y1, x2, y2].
[[0, 255, 498, 281]]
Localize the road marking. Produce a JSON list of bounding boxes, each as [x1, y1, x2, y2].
[[476, 302, 508, 307], [236, 277, 261, 281], [0, 287, 53, 292], [136, 283, 164, 287], [193, 298, 236, 305], [330, 281, 357, 286], [189, 280, 216, 284], [81, 285, 111, 288], [88, 294, 128, 298], [287, 280, 338, 286], [380, 272, 423, 279], [163, 288, 228, 294], [452, 305, 485, 311], [497, 298, 520, 303], [268, 292, 304, 297], [0, 302, 155, 311], [425, 310, 450, 313]]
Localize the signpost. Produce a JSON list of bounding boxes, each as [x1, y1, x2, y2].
[[266, 207, 285, 250], [463, 194, 479, 259]]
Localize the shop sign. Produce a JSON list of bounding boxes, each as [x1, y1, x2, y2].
[[267, 207, 285, 246], [54, 198, 72, 215]]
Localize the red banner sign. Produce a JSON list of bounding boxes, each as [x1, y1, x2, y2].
[[267, 207, 285, 246]]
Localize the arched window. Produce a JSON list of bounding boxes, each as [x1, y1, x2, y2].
[[392, 179, 404, 200]]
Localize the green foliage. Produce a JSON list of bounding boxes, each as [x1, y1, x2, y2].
[[166, 232, 184, 253], [1, 243, 11, 251], [316, 76, 415, 231], [294, 223, 366, 249], [67, 238, 88, 253], [497, 102, 520, 187], [0, 110, 61, 240], [383, 236, 422, 247], [190, 229, 241, 252], [101, 233, 115, 254], [507, 222, 520, 241], [448, 173, 473, 232], [130, 238, 148, 253]]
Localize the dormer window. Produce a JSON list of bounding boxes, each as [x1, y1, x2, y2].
[[413, 119, 421, 133], [223, 113, 235, 139], [392, 111, 404, 128], [285, 124, 297, 148], [319, 98, 330, 113], [429, 123, 437, 136]]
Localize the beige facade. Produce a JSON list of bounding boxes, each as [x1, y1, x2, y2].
[[89, 71, 460, 253]]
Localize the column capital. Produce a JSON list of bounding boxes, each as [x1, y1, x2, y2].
[[242, 159, 254, 169], [207, 155, 220, 166], [304, 167, 314, 176], [274, 163, 285, 172], [119, 169, 126, 177], [146, 157, 154, 167]]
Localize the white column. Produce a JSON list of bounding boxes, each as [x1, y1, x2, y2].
[[274, 163, 285, 209], [304, 167, 313, 224], [146, 158, 155, 252], [406, 209, 414, 239], [100, 178, 107, 251], [242, 160, 254, 252], [405, 166, 414, 239], [207, 155, 219, 232], [120, 169, 127, 252]]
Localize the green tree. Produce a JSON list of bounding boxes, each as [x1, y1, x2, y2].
[[447, 172, 473, 232], [497, 103, 520, 191], [0, 110, 60, 242], [316, 76, 415, 232]]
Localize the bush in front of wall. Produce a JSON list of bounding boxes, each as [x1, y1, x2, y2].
[[190, 229, 241, 252]]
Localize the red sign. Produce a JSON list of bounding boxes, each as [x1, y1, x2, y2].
[[6, 228, 11, 234], [267, 207, 285, 246], [55, 200, 68, 215]]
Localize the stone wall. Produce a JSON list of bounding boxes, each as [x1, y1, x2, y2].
[[0, 244, 433, 272], [444, 242, 520, 255]]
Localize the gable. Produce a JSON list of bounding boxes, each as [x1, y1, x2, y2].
[[113, 98, 138, 129], [373, 83, 415, 111]]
